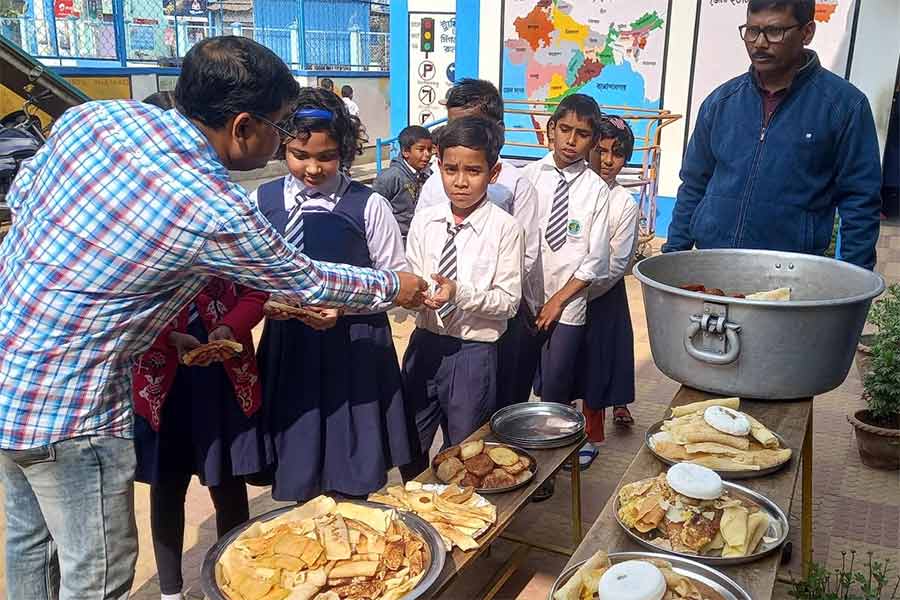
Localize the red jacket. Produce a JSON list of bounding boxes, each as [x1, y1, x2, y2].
[[133, 279, 267, 431]]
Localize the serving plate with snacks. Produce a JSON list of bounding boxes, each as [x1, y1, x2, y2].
[[549, 550, 751, 600], [614, 465, 789, 565], [201, 495, 444, 600], [431, 440, 536, 493], [646, 398, 792, 479], [369, 482, 496, 552], [182, 340, 243, 366]]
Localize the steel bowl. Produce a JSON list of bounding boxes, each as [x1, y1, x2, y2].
[[614, 479, 789, 565], [491, 402, 586, 449], [549, 551, 751, 600], [633, 249, 885, 399], [201, 499, 446, 600], [645, 420, 792, 479]]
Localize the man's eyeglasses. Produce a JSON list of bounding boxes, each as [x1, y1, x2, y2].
[[739, 23, 804, 44], [251, 113, 297, 141]]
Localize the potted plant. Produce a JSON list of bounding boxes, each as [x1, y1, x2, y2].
[[848, 283, 900, 470], [789, 550, 899, 600]]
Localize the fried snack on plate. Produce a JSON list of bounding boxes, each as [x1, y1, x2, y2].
[[464, 453, 495, 476], [432, 446, 461, 466], [215, 495, 428, 600], [435, 456, 465, 483], [459, 439, 485, 460], [488, 446, 519, 466], [670, 397, 740, 418]]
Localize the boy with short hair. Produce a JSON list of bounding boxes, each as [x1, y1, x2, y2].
[[373, 125, 434, 241], [522, 94, 612, 495], [341, 84, 360, 117], [399, 116, 524, 479], [416, 78, 542, 409]]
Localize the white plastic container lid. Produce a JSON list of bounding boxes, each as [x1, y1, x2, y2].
[[598, 560, 666, 600]]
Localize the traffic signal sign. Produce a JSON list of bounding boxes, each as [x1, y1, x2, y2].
[[421, 18, 435, 54]]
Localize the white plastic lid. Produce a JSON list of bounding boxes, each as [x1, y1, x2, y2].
[[666, 463, 723, 500], [598, 560, 666, 600], [704, 405, 751, 436]]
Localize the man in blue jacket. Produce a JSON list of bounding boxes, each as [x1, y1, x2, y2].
[[663, 0, 882, 269]]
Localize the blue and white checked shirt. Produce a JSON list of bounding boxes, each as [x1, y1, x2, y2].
[[0, 100, 399, 450]]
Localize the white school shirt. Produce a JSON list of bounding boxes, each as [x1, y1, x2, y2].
[[416, 159, 542, 313], [343, 97, 360, 117], [588, 183, 640, 301], [249, 173, 407, 273], [406, 199, 523, 342], [522, 153, 611, 326]]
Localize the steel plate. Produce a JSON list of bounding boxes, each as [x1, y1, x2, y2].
[[549, 552, 751, 600], [614, 480, 789, 565], [644, 420, 793, 479], [201, 499, 446, 600], [491, 403, 586, 449], [432, 442, 538, 494]]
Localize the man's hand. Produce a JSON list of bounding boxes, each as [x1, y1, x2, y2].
[[208, 325, 235, 342], [535, 297, 564, 331], [299, 308, 341, 331], [168, 331, 202, 363], [424, 274, 456, 310], [394, 272, 429, 309]]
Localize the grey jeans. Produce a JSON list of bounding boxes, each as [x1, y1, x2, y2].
[[0, 435, 138, 600]]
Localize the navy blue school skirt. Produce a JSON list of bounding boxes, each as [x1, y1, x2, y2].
[[257, 313, 414, 502], [134, 320, 271, 487], [573, 278, 635, 410]]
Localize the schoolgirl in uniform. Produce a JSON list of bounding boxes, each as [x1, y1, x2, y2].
[[574, 116, 641, 466], [133, 91, 269, 600], [252, 87, 413, 501]]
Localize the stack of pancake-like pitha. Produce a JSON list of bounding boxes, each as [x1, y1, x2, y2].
[[649, 398, 792, 472]]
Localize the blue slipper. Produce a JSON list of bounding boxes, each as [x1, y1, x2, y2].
[[563, 443, 599, 471]]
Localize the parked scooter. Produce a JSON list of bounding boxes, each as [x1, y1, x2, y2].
[[0, 102, 45, 223]]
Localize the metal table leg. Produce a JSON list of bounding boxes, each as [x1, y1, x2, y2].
[[571, 451, 583, 546], [801, 411, 813, 576]]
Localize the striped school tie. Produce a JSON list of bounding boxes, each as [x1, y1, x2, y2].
[[436, 222, 466, 320], [284, 190, 322, 251], [187, 302, 200, 324], [545, 169, 570, 252]]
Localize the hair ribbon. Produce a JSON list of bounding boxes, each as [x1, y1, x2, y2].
[[294, 108, 334, 121]]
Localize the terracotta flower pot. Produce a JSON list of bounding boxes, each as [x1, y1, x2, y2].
[[848, 409, 900, 470]]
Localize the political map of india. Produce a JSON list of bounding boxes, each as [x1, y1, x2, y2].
[[502, 0, 669, 157]]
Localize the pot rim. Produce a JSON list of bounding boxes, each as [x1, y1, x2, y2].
[[848, 409, 900, 437], [634, 249, 885, 308]]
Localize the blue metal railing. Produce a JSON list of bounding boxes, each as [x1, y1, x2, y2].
[[375, 117, 447, 176]]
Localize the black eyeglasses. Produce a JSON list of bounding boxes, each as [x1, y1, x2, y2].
[[251, 113, 297, 141], [739, 23, 804, 44]]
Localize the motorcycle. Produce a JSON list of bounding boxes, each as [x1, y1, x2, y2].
[[0, 100, 45, 224]]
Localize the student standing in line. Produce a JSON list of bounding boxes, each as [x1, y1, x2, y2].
[[252, 88, 414, 501], [341, 85, 360, 118], [569, 116, 640, 469], [416, 79, 542, 410], [372, 125, 434, 243], [131, 90, 269, 600], [522, 94, 611, 499], [399, 116, 523, 479]]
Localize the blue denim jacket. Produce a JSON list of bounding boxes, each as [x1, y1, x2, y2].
[[663, 52, 882, 269]]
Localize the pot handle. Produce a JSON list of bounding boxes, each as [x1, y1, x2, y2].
[[683, 315, 742, 365]]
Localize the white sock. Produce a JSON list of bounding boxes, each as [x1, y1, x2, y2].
[[161, 593, 183, 600]]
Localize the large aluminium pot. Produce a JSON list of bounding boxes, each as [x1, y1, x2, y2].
[[632, 249, 885, 399]]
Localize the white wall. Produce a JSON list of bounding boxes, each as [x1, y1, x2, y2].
[[409, 0, 455, 13], [477, 0, 899, 198]]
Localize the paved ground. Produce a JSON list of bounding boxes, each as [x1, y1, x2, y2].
[[1, 217, 897, 599]]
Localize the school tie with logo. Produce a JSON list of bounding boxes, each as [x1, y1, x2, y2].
[[437, 221, 466, 321], [545, 168, 570, 252], [284, 189, 322, 252]]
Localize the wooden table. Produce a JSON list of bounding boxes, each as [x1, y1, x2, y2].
[[563, 386, 813, 600], [415, 423, 585, 599]]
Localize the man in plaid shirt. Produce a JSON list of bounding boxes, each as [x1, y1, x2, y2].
[[0, 37, 426, 600]]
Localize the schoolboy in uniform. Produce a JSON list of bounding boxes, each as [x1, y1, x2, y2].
[[373, 125, 434, 242], [399, 116, 524, 479], [416, 78, 541, 409], [522, 94, 612, 498]]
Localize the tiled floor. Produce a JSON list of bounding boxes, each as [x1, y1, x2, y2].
[[1, 221, 898, 600]]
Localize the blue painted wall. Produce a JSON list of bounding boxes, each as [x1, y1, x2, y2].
[[388, 0, 409, 138], [455, 0, 479, 80]]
